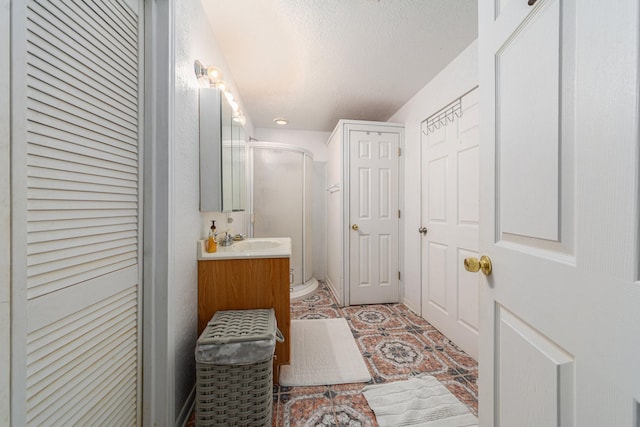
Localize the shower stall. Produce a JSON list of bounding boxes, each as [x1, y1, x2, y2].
[[249, 142, 318, 299]]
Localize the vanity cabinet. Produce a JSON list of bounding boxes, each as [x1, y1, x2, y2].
[[197, 257, 291, 379]]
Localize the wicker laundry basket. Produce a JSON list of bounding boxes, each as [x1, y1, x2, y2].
[[195, 309, 281, 427]]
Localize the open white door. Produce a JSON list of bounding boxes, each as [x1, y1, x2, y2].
[[421, 88, 480, 360], [477, 1, 640, 426]]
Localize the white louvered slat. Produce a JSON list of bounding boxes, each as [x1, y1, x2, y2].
[[28, 244, 137, 277], [29, 209, 138, 222], [28, 177, 137, 196], [14, 0, 142, 424], [27, 88, 138, 142], [27, 38, 137, 113], [28, 309, 135, 394], [77, 375, 137, 426], [29, 334, 137, 425], [28, 2, 138, 94], [26, 286, 137, 425], [27, 215, 137, 233], [28, 168, 137, 191], [28, 149, 137, 178], [28, 198, 138, 212], [28, 70, 138, 131], [27, 126, 137, 163], [57, 0, 137, 60], [110, 0, 138, 27], [28, 224, 136, 246], [27, 278, 135, 342], [28, 258, 137, 299], [28, 188, 138, 202], [27, 227, 136, 252], [50, 351, 136, 425], [82, 0, 137, 46], [87, 375, 137, 424], [28, 324, 136, 410]]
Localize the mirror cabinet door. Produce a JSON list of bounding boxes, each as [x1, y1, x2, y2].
[[198, 88, 222, 211], [199, 87, 246, 212], [220, 92, 234, 211], [231, 119, 246, 211]]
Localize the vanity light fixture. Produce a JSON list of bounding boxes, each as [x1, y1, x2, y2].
[[233, 111, 247, 125], [194, 59, 226, 89], [274, 118, 288, 126], [195, 59, 247, 125]]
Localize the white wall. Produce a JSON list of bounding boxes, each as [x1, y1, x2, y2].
[[174, 0, 255, 422], [388, 39, 478, 314], [146, 1, 256, 424], [0, 0, 10, 423]]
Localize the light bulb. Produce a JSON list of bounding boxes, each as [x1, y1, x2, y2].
[[206, 66, 222, 82]]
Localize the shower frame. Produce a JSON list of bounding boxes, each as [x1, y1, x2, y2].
[[247, 142, 317, 298]]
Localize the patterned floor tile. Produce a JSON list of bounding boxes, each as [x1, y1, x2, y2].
[[291, 306, 342, 320], [332, 390, 378, 427], [357, 331, 450, 381], [342, 304, 408, 333], [389, 303, 437, 331], [281, 392, 335, 427], [190, 280, 478, 426]]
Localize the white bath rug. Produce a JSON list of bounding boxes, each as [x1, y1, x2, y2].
[[362, 375, 478, 427], [278, 318, 371, 386]]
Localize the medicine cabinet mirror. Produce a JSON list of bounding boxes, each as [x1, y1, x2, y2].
[[199, 87, 246, 212]]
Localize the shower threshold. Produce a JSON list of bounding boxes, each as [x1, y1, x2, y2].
[[290, 277, 319, 301]]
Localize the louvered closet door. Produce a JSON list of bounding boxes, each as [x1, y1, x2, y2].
[[11, 0, 143, 425]]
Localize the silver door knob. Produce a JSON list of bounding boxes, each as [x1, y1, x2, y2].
[[418, 226, 428, 235]]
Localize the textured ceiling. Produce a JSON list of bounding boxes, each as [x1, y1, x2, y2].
[[201, 0, 477, 132]]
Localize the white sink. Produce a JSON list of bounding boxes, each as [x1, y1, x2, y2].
[[197, 237, 291, 260], [233, 239, 281, 251]]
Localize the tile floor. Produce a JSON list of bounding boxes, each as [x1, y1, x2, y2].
[[190, 281, 478, 426]]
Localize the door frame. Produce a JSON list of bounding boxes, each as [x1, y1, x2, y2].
[[142, 0, 173, 425], [0, 0, 11, 423]]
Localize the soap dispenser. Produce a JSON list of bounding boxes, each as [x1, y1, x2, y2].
[[207, 220, 217, 253]]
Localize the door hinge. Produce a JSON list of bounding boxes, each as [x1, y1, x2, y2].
[[398, 271, 401, 280], [398, 147, 401, 156], [398, 210, 401, 218]]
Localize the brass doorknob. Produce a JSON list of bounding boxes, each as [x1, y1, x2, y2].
[[464, 255, 492, 276], [352, 224, 359, 231]]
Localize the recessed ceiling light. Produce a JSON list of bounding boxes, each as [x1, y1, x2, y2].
[[273, 118, 288, 125]]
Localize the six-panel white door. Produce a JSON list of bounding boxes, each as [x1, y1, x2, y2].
[[421, 88, 480, 359], [478, 0, 640, 426], [349, 130, 400, 305]]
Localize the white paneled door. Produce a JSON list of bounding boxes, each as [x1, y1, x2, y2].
[[478, 0, 640, 426], [420, 88, 479, 360], [11, 0, 143, 425], [349, 130, 400, 305]]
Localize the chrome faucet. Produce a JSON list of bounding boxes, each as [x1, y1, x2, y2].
[[217, 231, 234, 246]]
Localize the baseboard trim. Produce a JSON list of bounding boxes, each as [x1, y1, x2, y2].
[[177, 385, 195, 427], [402, 297, 421, 317]]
